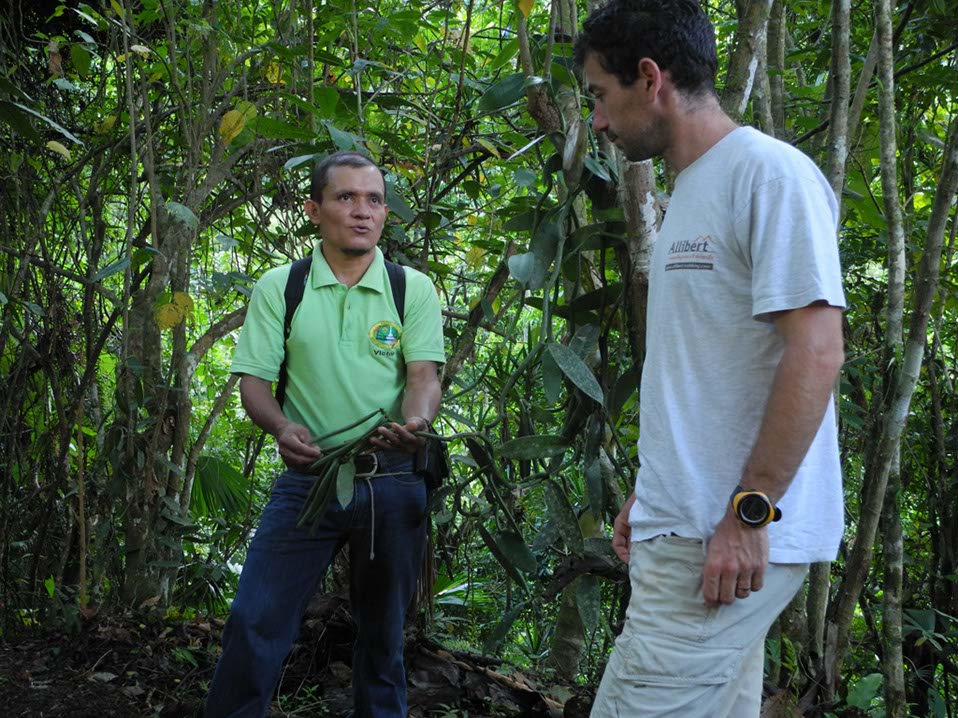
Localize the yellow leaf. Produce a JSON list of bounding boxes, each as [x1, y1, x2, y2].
[[46, 141, 71, 160], [96, 116, 117, 134], [130, 44, 150, 58], [155, 303, 182, 330], [218, 110, 246, 145], [466, 246, 487, 269], [476, 137, 500, 159], [110, 0, 124, 18], [115, 53, 127, 64], [466, 215, 478, 226], [518, 0, 534, 18], [469, 296, 481, 311], [265, 63, 283, 84], [171, 292, 194, 315]]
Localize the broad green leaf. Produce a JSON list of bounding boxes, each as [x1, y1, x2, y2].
[[44, 577, 55, 598], [165, 201, 199, 230], [514, 168, 537, 187], [336, 460, 356, 508], [23, 302, 45, 317], [70, 45, 91, 77], [846, 673, 882, 710], [0, 77, 31, 101], [93, 257, 130, 282], [584, 417, 605, 521], [545, 480, 583, 552], [488, 38, 520, 72], [249, 115, 314, 141], [575, 575, 601, 633], [567, 285, 622, 314], [550, 590, 584, 674], [609, 365, 640, 418], [386, 184, 415, 222], [327, 122, 357, 150], [496, 531, 537, 574], [0, 292, 7, 306], [531, 518, 559, 553], [507, 251, 541, 286], [526, 213, 564, 289], [313, 87, 339, 118], [478, 73, 524, 114], [284, 154, 318, 171], [479, 525, 528, 588], [584, 155, 611, 182], [12, 101, 84, 144], [547, 341, 604, 403], [569, 324, 601, 360], [0, 101, 41, 143], [483, 601, 525, 653], [540, 346, 562, 404], [497, 435, 570, 460]]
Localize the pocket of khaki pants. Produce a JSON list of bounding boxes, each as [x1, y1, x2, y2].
[[613, 631, 743, 686]]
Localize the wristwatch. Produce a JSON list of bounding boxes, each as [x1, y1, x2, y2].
[[730, 485, 782, 528]]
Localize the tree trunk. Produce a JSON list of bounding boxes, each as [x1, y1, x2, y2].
[[722, 0, 774, 121], [827, 104, 958, 693], [882, 460, 907, 718], [824, 0, 851, 204]]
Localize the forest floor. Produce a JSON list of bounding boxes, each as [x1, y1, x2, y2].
[[0, 594, 589, 718]]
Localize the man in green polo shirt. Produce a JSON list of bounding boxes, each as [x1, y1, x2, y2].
[[206, 152, 444, 718]]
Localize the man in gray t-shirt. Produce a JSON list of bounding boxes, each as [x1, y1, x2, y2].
[[575, 2, 845, 716]]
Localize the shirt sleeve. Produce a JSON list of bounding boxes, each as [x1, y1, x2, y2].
[[740, 175, 846, 322], [401, 269, 446, 364], [229, 266, 289, 381]]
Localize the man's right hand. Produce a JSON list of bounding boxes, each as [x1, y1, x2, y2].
[[612, 493, 636, 563], [276, 420, 323, 469]]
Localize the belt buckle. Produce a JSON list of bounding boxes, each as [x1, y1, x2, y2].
[[355, 452, 378, 479]]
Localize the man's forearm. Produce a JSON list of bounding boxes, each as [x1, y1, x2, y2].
[[401, 380, 440, 427], [741, 315, 844, 502], [401, 362, 441, 428], [239, 374, 290, 437]]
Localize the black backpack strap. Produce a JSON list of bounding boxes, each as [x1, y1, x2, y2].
[[275, 255, 312, 407], [384, 259, 406, 324]]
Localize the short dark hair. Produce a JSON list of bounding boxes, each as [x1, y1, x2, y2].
[[574, 0, 718, 96], [310, 151, 385, 203]]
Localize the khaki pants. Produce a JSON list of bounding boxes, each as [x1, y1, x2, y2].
[[591, 536, 808, 718]]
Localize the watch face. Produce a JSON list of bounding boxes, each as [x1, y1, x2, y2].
[[739, 494, 769, 524]]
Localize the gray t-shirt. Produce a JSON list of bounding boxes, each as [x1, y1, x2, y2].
[[629, 126, 846, 564]]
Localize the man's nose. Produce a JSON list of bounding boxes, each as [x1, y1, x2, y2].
[[352, 199, 372, 217], [592, 103, 608, 133]]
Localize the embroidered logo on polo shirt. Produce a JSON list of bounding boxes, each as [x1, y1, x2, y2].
[[369, 321, 402, 351]]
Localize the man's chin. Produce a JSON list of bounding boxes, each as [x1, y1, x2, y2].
[[342, 247, 373, 257]]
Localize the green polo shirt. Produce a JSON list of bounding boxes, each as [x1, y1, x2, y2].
[[230, 244, 445, 449]]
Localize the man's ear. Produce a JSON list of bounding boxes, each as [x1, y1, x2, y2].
[[304, 198, 321, 224], [637, 58, 664, 97]]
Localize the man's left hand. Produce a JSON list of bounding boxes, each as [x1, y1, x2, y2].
[[369, 417, 427, 454], [701, 512, 769, 606]]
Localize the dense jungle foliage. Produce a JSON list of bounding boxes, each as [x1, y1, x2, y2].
[[1, 0, 957, 715]]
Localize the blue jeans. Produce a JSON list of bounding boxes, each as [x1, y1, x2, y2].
[[205, 451, 427, 718]]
